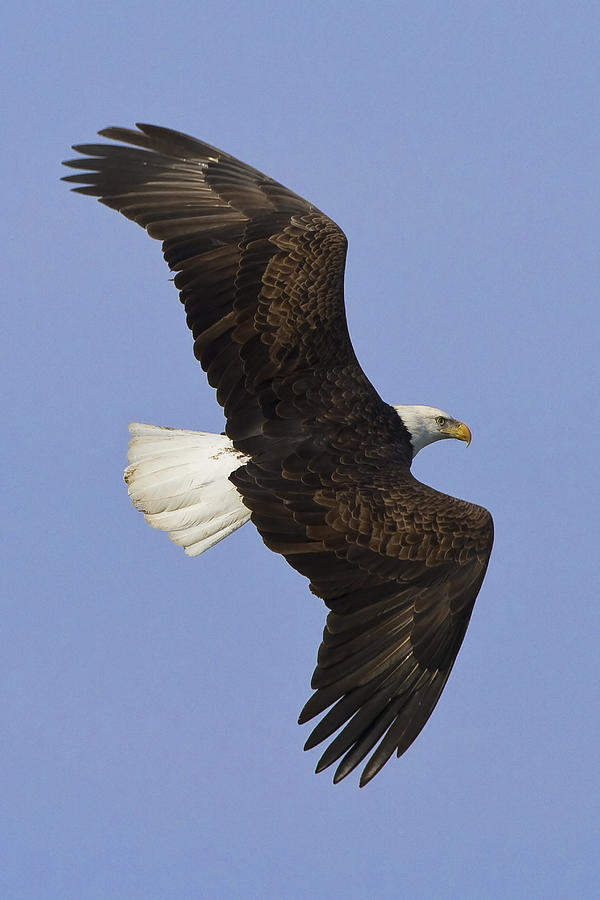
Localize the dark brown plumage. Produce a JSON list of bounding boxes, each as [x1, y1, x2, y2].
[[63, 124, 493, 785]]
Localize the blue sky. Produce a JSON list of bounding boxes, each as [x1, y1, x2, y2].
[[4, 1, 599, 897]]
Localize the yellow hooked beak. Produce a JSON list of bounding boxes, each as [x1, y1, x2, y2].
[[441, 420, 472, 447]]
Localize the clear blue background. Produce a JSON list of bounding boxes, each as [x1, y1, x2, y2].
[[4, 1, 598, 897]]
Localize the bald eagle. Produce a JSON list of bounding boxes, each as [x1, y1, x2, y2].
[[63, 125, 493, 786]]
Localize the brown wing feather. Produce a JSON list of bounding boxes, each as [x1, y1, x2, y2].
[[233, 457, 492, 785], [63, 124, 494, 785]]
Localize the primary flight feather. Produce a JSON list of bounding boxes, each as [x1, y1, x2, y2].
[[63, 124, 493, 786]]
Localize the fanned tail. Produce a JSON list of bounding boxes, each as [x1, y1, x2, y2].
[[124, 423, 251, 556]]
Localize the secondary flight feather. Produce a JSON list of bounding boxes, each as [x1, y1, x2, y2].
[[63, 124, 493, 786]]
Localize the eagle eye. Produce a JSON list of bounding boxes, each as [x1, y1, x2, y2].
[[435, 416, 447, 427]]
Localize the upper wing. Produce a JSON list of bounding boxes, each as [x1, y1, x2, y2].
[[63, 124, 409, 456], [64, 125, 493, 785]]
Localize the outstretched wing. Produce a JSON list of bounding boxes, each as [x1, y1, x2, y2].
[[235, 460, 493, 785], [64, 125, 493, 785], [63, 124, 400, 456]]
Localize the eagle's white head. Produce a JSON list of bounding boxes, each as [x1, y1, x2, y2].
[[392, 405, 472, 458]]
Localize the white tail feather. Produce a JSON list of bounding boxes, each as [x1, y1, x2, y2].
[[124, 423, 251, 556]]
